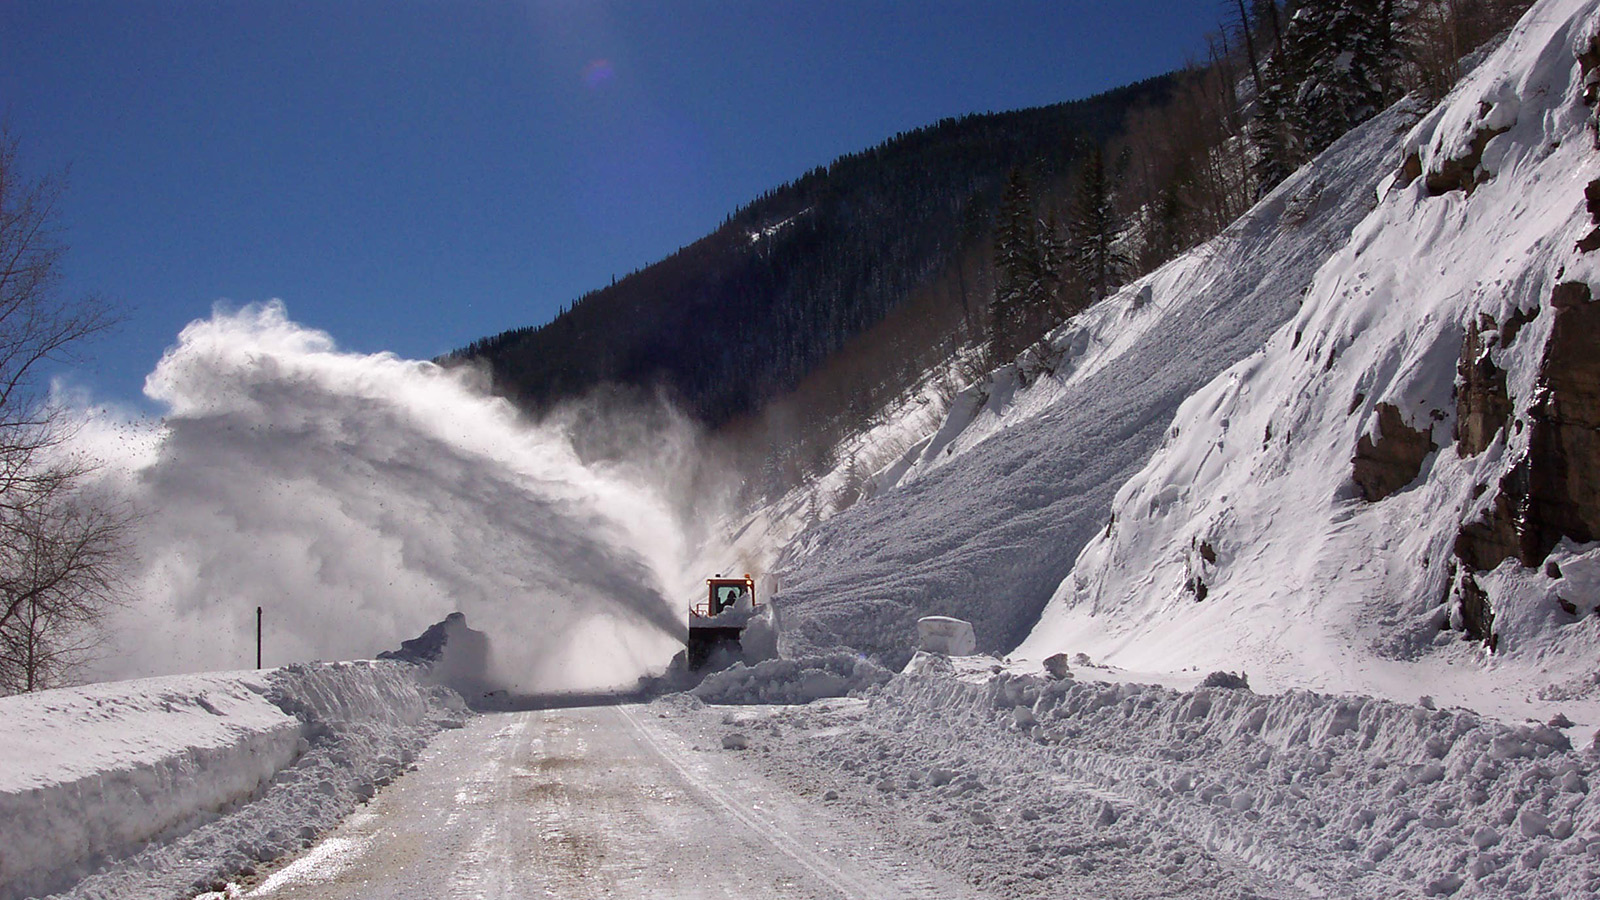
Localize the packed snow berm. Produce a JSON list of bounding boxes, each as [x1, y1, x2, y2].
[[0, 663, 463, 900]]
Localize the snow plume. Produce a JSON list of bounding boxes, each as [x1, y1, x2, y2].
[[89, 301, 698, 692]]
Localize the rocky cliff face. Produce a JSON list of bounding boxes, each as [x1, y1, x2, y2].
[[1454, 314, 1521, 458], [1454, 279, 1600, 581], [1528, 281, 1600, 550], [1449, 279, 1600, 651], [1347, 13, 1600, 650]]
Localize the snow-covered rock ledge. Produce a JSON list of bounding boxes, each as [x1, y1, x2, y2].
[[0, 661, 465, 900]]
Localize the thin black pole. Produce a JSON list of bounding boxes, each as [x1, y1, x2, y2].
[[256, 606, 262, 669]]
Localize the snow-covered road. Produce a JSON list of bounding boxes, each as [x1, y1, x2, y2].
[[241, 704, 991, 900]]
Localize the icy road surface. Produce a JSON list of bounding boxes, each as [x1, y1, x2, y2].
[[243, 704, 992, 900]]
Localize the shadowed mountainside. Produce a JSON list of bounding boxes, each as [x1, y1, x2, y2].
[[446, 77, 1175, 429]]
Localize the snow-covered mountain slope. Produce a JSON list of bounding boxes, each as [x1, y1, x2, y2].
[[1021, 0, 1600, 725], [769, 77, 1416, 666]]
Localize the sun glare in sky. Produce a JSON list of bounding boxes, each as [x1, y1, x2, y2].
[[582, 58, 616, 89]]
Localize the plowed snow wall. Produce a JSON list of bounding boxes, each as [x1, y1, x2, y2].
[[873, 671, 1599, 897], [0, 661, 459, 900]]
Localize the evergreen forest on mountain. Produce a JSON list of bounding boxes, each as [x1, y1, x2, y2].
[[448, 0, 1534, 503]]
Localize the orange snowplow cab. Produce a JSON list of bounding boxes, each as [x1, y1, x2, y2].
[[687, 574, 757, 669]]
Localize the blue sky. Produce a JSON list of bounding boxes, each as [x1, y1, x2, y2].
[[2, 0, 1225, 407]]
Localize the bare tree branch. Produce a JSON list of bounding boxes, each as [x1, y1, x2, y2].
[[0, 133, 131, 694]]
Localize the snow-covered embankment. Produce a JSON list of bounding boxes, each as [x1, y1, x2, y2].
[[0, 662, 464, 900], [1022, 0, 1600, 716]]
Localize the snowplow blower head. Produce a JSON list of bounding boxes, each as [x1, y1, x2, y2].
[[687, 574, 757, 670]]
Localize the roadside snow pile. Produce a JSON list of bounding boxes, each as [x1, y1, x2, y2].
[[678, 667, 1600, 899], [0, 661, 463, 900], [1021, 0, 1600, 725], [901, 650, 1009, 681], [377, 611, 495, 698], [0, 673, 299, 900], [690, 653, 891, 705]]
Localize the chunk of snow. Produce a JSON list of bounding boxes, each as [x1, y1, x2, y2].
[[737, 602, 782, 665], [1518, 807, 1550, 837], [917, 616, 976, 656], [1042, 653, 1072, 680], [690, 653, 891, 705], [1200, 671, 1250, 690]]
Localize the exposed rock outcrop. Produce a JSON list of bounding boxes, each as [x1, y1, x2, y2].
[[1524, 281, 1600, 549], [1455, 469, 1529, 571], [1424, 119, 1512, 196], [1457, 571, 1498, 650], [1576, 178, 1600, 252], [1455, 314, 1515, 456], [1352, 403, 1435, 501], [1579, 30, 1600, 105], [1396, 151, 1423, 190], [1455, 281, 1600, 571]]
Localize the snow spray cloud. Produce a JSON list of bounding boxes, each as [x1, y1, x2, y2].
[[90, 302, 698, 692]]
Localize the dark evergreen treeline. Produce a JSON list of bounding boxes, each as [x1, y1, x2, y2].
[[1251, 0, 1530, 190], [444, 76, 1175, 426], [448, 0, 1535, 508], [984, 0, 1534, 367]]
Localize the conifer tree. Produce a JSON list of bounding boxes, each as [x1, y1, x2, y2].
[[1141, 179, 1189, 271], [1235, 0, 1266, 98], [1253, 0, 1285, 53], [1251, 45, 1304, 192], [990, 169, 1036, 362], [1038, 209, 1068, 320], [1294, 0, 1398, 153], [1067, 147, 1128, 305], [1250, 0, 1401, 194]]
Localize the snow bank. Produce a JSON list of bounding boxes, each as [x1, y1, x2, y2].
[[701, 667, 1600, 898], [0, 661, 463, 900], [0, 674, 298, 900], [690, 653, 891, 705], [377, 612, 496, 698]]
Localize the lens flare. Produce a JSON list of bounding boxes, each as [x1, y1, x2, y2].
[[582, 58, 614, 89]]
